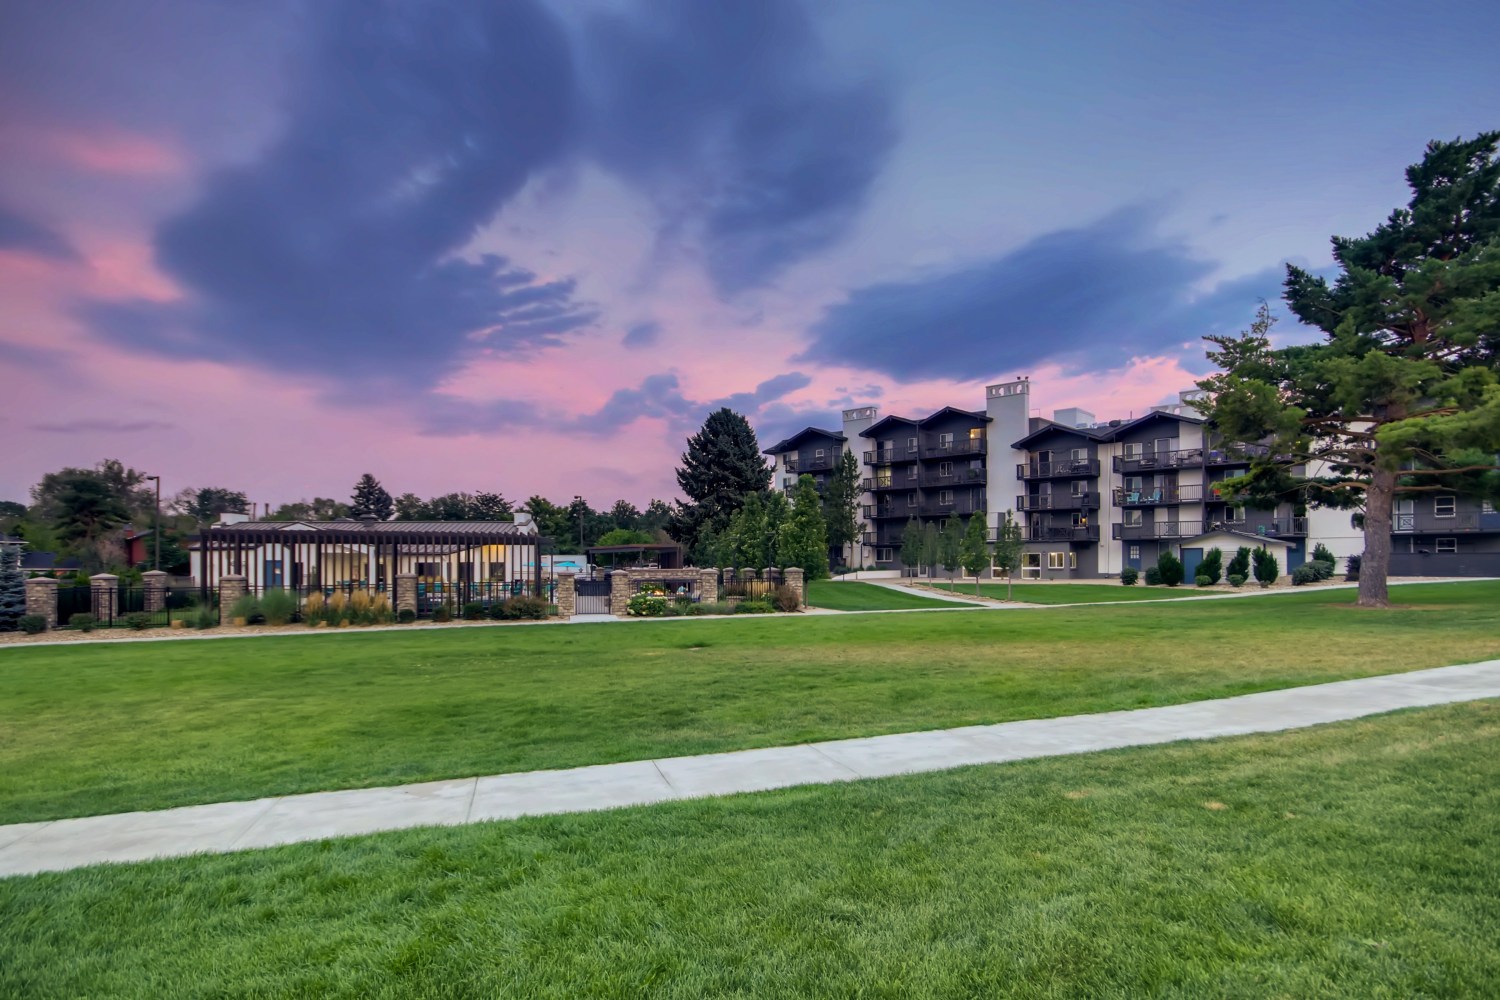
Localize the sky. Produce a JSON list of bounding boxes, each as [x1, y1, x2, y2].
[[2, 0, 1498, 510]]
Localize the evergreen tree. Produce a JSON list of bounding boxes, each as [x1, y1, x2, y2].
[[1199, 547, 1224, 585], [1227, 546, 1252, 581], [1196, 134, 1500, 608], [777, 475, 829, 579], [822, 450, 862, 569], [899, 517, 923, 577], [764, 490, 791, 561], [959, 515, 990, 596], [939, 512, 964, 589], [921, 522, 940, 578], [670, 409, 771, 554], [349, 474, 394, 521], [0, 546, 25, 631], [991, 511, 1024, 601], [1253, 548, 1280, 588], [734, 492, 769, 568]]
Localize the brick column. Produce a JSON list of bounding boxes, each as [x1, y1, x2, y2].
[[555, 572, 576, 618], [783, 567, 805, 607], [218, 575, 247, 625], [25, 577, 58, 630], [141, 570, 169, 612], [90, 573, 120, 624], [395, 573, 418, 617], [608, 570, 631, 616], [698, 568, 719, 603]]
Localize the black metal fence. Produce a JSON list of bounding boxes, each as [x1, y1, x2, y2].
[[416, 580, 552, 618], [717, 568, 786, 599], [58, 583, 210, 629]]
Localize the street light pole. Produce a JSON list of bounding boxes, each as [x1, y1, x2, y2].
[[145, 475, 161, 571]]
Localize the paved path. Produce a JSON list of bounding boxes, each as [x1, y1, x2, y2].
[[3, 659, 1497, 878]]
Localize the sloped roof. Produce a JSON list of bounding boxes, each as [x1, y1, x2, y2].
[[762, 427, 846, 455], [1011, 408, 1203, 449]]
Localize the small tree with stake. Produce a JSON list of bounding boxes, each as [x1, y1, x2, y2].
[[959, 515, 990, 596], [940, 512, 964, 590], [990, 511, 1023, 601], [900, 518, 923, 578]]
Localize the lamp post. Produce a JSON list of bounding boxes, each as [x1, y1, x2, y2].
[[145, 475, 161, 571]]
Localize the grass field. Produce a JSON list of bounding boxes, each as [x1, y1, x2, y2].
[[3, 701, 1496, 997], [1, 581, 1496, 825], [916, 578, 1233, 603], [805, 579, 964, 610]]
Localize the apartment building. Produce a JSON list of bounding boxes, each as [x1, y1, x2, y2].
[[762, 378, 1500, 577], [762, 427, 846, 495]]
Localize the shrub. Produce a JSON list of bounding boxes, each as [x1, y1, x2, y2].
[[1156, 551, 1184, 587], [259, 588, 298, 626], [69, 612, 97, 632], [773, 584, 801, 612], [690, 602, 732, 616], [1252, 548, 1279, 587], [1120, 567, 1139, 586], [733, 599, 775, 614], [1143, 566, 1162, 586], [1226, 546, 1252, 581], [1312, 543, 1335, 566], [432, 604, 453, 623], [506, 595, 549, 620], [191, 604, 219, 630], [18, 614, 47, 635], [626, 592, 669, 617], [303, 591, 326, 627], [1307, 559, 1332, 581], [462, 601, 487, 621], [1291, 565, 1320, 586], [349, 589, 375, 625], [397, 608, 416, 624], [229, 593, 262, 625], [370, 593, 394, 625], [1345, 554, 1361, 582], [1199, 548, 1223, 586], [1228, 573, 1246, 588], [1195, 574, 1212, 587], [123, 611, 152, 631]]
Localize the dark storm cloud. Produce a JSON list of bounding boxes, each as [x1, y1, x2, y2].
[[416, 371, 812, 437], [0, 204, 79, 261], [799, 206, 1300, 381], [582, 0, 896, 294], [84, 0, 592, 393]]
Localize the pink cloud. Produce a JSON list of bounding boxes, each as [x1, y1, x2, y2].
[[21, 125, 187, 177]]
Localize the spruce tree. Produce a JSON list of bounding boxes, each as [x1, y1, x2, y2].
[[1199, 547, 1224, 585], [777, 475, 829, 579], [734, 492, 769, 569], [959, 515, 990, 596], [670, 409, 771, 553], [350, 474, 394, 521], [0, 546, 25, 631]]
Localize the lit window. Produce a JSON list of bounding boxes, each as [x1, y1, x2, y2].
[[1047, 552, 1065, 570], [1436, 538, 1458, 553], [1068, 551, 1077, 569], [1434, 496, 1456, 517]]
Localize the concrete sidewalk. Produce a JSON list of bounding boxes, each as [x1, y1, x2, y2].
[[2, 659, 1497, 878]]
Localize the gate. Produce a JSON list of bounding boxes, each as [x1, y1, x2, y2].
[[575, 578, 611, 615]]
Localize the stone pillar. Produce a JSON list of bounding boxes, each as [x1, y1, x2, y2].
[[555, 572, 577, 619], [698, 568, 719, 603], [218, 575, 248, 625], [608, 570, 631, 616], [784, 567, 806, 607], [141, 570, 169, 613], [395, 573, 418, 617], [90, 573, 120, 625], [25, 577, 58, 630]]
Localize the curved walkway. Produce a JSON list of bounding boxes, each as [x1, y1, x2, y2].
[[3, 658, 1497, 878]]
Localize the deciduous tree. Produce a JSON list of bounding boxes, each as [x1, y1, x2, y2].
[[778, 475, 829, 579], [959, 514, 990, 595], [991, 510, 1023, 601]]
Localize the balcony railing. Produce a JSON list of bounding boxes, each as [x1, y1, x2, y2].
[[861, 531, 903, 547], [864, 504, 915, 520], [919, 496, 987, 517], [1113, 521, 1204, 540], [920, 436, 986, 459], [1017, 524, 1099, 543], [862, 475, 917, 492], [919, 468, 987, 488], [785, 455, 836, 474], [1016, 492, 1100, 511], [1113, 448, 1204, 473], [1112, 485, 1202, 507], [1395, 512, 1483, 533], [1017, 459, 1099, 480], [864, 445, 919, 465], [1113, 516, 1308, 540], [1204, 444, 1270, 466]]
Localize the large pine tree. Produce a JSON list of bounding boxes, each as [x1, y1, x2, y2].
[[670, 409, 771, 555], [349, 474, 394, 521], [1197, 133, 1500, 607]]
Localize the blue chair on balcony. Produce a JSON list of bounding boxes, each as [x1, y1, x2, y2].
[[1126, 491, 1140, 504]]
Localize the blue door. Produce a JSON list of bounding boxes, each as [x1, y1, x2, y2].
[[1180, 547, 1203, 581]]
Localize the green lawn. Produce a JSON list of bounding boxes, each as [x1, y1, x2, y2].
[[973, 580, 1230, 603], [3, 701, 1496, 997], [0, 582, 1496, 825], [805, 579, 965, 610]]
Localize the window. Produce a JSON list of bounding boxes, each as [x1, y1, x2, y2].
[[874, 473, 892, 489], [814, 448, 826, 460], [969, 427, 984, 442], [907, 436, 918, 451], [1071, 512, 1088, 527], [1482, 501, 1495, 514], [1124, 509, 1143, 527], [1070, 448, 1088, 461], [876, 547, 893, 562], [1436, 538, 1458, 553], [1069, 551, 1078, 570], [907, 492, 918, 507], [416, 562, 440, 580], [1047, 552, 1065, 570], [1225, 506, 1245, 524], [939, 432, 954, 448], [1124, 476, 1144, 493], [1128, 545, 1141, 560], [1071, 480, 1088, 496], [1123, 442, 1143, 458], [263, 560, 283, 589], [939, 490, 954, 505], [488, 562, 506, 582], [1434, 496, 1456, 517], [938, 461, 953, 477], [1035, 449, 1053, 464]]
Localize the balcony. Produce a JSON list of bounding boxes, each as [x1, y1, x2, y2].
[[861, 531, 902, 547], [1113, 448, 1204, 473], [785, 454, 836, 474], [1113, 521, 1205, 540], [1113, 516, 1308, 540], [919, 468, 987, 488], [1395, 512, 1485, 533], [862, 474, 917, 493], [1112, 485, 1202, 507], [920, 435, 986, 459], [1016, 492, 1100, 512], [1018, 524, 1099, 543], [919, 496, 987, 517], [864, 504, 915, 520], [1204, 444, 1270, 467], [864, 445, 919, 465], [1017, 458, 1099, 480]]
